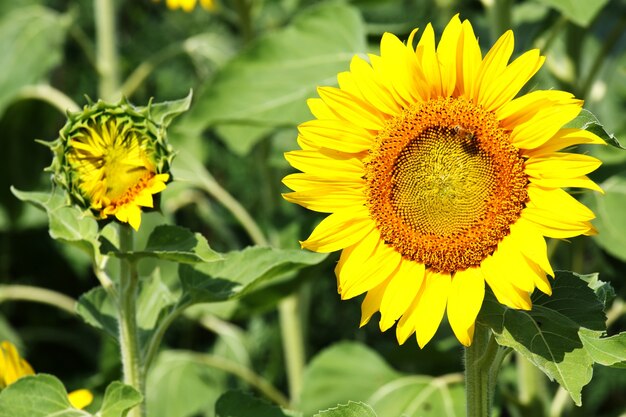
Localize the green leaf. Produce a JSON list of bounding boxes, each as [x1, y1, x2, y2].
[[579, 329, 626, 368], [106, 224, 222, 263], [179, 246, 327, 304], [533, 0, 609, 27], [367, 376, 464, 417], [478, 271, 607, 405], [299, 342, 401, 416], [314, 402, 378, 417], [99, 382, 142, 417], [146, 90, 193, 127], [76, 287, 118, 340], [147, 351, 226, 417], [576, 272, 615, 309], [0, 5, 70, 117], [77, 273, 177, 351], [180, 1, 366, 155], [11, 187, 99, 255], [0, 374, 90, 417], [566, 109, 625, 149], [585, 172, 626, 261], [215, 391, 297, 417]]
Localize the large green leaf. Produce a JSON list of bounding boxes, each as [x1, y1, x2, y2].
[[585, 172, 626, 261], [0, 6, 70, 116], [215, 390, 298, 417], [314, 402, 378, 417], [367, 376, 464, 417], [478, 271, 607, 405], [180, 1, 366, 155], [534, 0, 609, 27], [11, 187, 99, 255], [299, 342, 401, 416], [104, 224, 222, 263], [179, 246, 327, 304], [147, 351, 226, 417], [578, 329, 626, 368], [0, 374, 89, 417]]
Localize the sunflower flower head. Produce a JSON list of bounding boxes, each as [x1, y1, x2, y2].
[[0, 341, 93, 409], [283, 15, 604, 348], [47, 97, 179, 231]]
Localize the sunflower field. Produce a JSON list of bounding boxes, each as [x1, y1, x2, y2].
[[1, 0, 626, 416]]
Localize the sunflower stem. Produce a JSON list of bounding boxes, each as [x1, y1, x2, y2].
[[94, 0, 120, 100], [117, 224, 145, 417], [465, 325, 499, 417]]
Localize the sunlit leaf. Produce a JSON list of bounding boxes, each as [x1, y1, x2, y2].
[[299, 342, 401, 416], [105, 224, 222, 263], [0, 6, 70, 117], [585, 172, 626, 261], [179, 246, 327, 304], [147, 351, 226, 417], [579, 329, 626, 368], [99, 382, 142, 417], [314, 402, 378, 417], [478, 271, 607, 405], [567, 109, 625, 149], [0, 374, 89, 417], [179, 2, 366, 155], [367, 375, 464, 417], [215, 390, 298, 417], [11, 187, 99, 255], [534, 0, 609, 27]]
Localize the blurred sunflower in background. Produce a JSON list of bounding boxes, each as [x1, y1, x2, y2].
[[0, 341, 92, 409], [283, 15, 604, 348], [162, 0, 216, 12]]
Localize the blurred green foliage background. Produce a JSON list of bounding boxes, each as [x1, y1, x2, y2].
[[0, 0, 625, 416]]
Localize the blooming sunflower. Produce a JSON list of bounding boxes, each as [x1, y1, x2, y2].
[[49, 99, 174, 231], [283, 15, 604, 347], [0, 341, 93, 409]]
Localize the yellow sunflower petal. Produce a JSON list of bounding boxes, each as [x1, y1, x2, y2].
[[530, 176, 604, 193], [475, 30, 514, 105], [301, 207, 374, 253], [298, 120, 375, 153], [457, 19, 482, 98], [307, 98, 336, 120], [360, 279, 389, 327], [496, 90, 575, 128], [378, 259, 426, 331], [340, 238, 403, 300], [527, 185, 595, 222], [349, 56, 402, 115], [479, 49, 544, 112], [282, 186, 366, 213], [510, 101, 583, 149], [284, 150, 364, 180], [508, 217, 554, 277], [413, 270, 452, 348], [377, 33, 420, 105], [482, 249, 532, 310], [525, 153, 602, 179], [436, 14, 462, 97], [283, 173, 365, 192], [525, 128, 606, 156], [416, 23, 443, 98], [447, 267, 484, 346], [317, 87, 387, 130], [68, 389, 93, 410]]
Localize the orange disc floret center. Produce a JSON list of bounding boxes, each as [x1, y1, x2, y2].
[[365, 97, 528, 272]]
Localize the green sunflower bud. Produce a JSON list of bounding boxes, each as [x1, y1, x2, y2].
[[46, 92, 192, 231]]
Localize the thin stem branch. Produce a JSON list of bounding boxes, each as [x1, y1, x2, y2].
[[0, 285, 77, 315], [143, 302, 189, 371], [16, 84, 80, 114], [117, 224, 144, 417], [94, 0, 121, 100], [549, 386, 572, 417], [279, 294, 305, 403], [189, 352, 290, 408]]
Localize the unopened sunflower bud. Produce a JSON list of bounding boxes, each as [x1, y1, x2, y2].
[[46, 94, 191, 230]]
